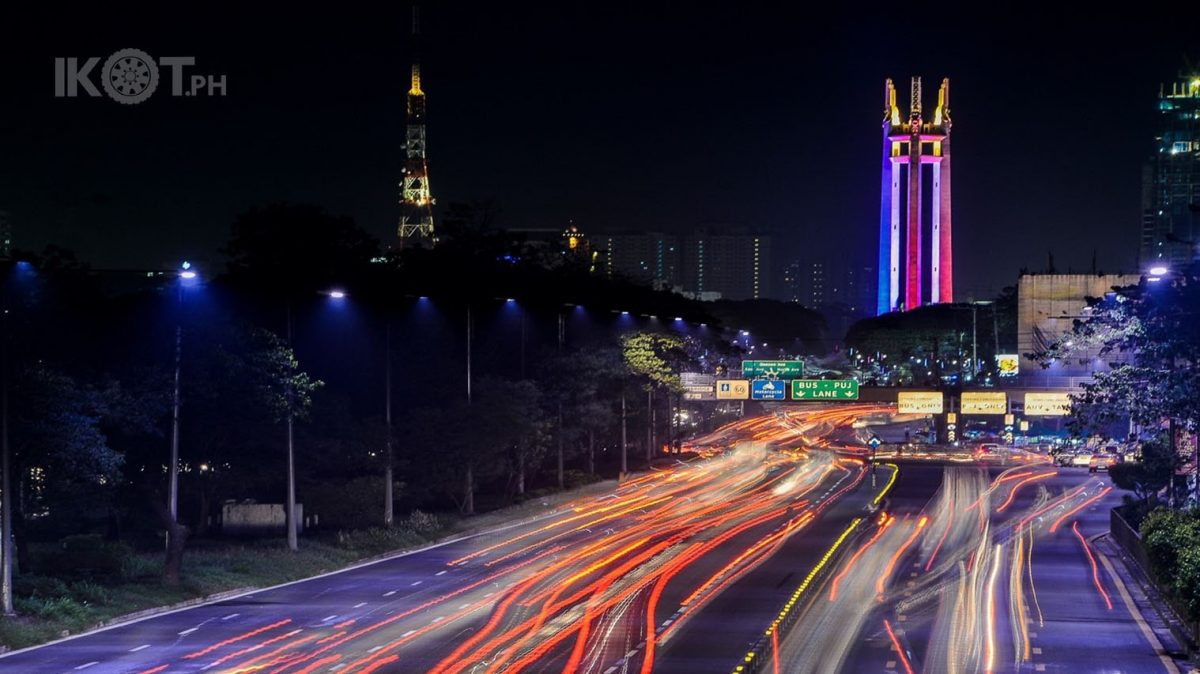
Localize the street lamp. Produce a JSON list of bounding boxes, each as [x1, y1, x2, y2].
[[167, 262, 199, 559]]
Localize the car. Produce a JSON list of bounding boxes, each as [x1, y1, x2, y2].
[[1070, 452, 1093, 468], [1089, 454, 1118, 472]]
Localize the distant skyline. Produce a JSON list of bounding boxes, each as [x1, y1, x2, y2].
[[2, 4, 1196, 297]]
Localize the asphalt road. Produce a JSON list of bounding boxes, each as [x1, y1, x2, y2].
[[0, 405, 895, 674], [2, 409, 1178, 674], [777, 461, 1181, 674]]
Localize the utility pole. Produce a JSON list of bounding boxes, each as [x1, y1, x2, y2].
[[971, 305, 978, 378], [464, 305, 473, 515], [384, 319, 394, 527], [1, 301, 12, 614], [620, 393, 628, 478], [556, 312, 564, 489], [285, 303, 298, 552], [647, 388, 654, 462], [167, 303, 181, 552]]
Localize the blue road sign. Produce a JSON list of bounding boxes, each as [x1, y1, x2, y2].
[[868, 435, 882, 449], [751, 379, 786, 401]]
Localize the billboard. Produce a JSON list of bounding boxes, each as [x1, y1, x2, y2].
[[681, 372, 716, 401], [1024, 392, 1071, 416], [715, 380, 750, 400], [961, 391, 1007, 415], [897, 391, 944, 414], [995, 354, 1020, 377]]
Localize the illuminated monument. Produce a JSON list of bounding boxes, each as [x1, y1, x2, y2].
[[398, 6, 436, 248], [876, 77, 953, 314]]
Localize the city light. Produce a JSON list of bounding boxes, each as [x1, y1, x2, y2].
[[1148, 265, 1169, 276], [179, 261, 197, 280], [328, 289, 347, 299]]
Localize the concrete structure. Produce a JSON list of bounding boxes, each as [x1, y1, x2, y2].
[[1141, 75, 1200, 270], [599, 231, 771, 300], [1016, 273, 1139, 389], [877, 77, 953, 314], [681, 232, 771, 300], [398, 7, 436, 248], [601, 232, 682, 288], [221, 502, 305, 537]]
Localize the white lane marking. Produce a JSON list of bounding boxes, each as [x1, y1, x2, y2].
[[75, 662, 99, 670], [368, 646, 383, 653], [411, 581, 423, 586], [322, 614, 338, 622], [625, 649, 638, 658], [435, 570, 447, 576], [178, 627, 199, 636], [459, 603, 470, 609], [402, 630, 416, 637], [129, 645, 150, 652], [383, 591, 397, 597], [431, 616, 445, 623], [484, 592, 495, 598], [0, 485, 604, 662], [1092, 537, 1181, 674], [353, 602, 368, 608], [221, 613, 239, 621]]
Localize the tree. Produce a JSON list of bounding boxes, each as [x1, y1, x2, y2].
[[1110, 436, 1177, 503], [249, 328, 323, 552], [622, 333, 691, 459], [1033, 269, 1200, 441]]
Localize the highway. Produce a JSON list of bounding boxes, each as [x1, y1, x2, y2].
[[0, 406, 1179, 674], [771, 462, 1180, 674], [0, 406, 894, 674]]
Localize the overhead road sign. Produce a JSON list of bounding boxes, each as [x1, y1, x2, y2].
[[741, 360, 803, 379], [681, 372, 716, 401], [790, 379, 859, 400], [751, 379, 787, 401], [1024, 392, 1071, 416], [715, 380, 750, 400], [961, 391, 1007, 415], [897, 391, 943, 414]]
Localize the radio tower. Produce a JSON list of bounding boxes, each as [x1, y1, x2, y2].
[[398, 6, 435, 247]]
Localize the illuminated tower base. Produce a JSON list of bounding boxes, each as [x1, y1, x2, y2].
[[876, 77, 953, 314]]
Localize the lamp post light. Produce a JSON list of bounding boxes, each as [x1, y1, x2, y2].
[[167, 262, 198, 558]]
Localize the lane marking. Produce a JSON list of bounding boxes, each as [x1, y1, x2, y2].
[[459, 603, 470, 609], [383, 591, 396, 597], [0, 499, 585, 661], [75, 662, 99, 670], [432, 616, 445, 623], [1092, 537, 1180, 674], [411, 581, 423, 586], [178, 627, 199, 636], [129, 645, 150, 652], [221, 613, 239, 621], [353, 602, 368, 609], [401, 630, 416, 637], [368, 646, 383, 653], [436, 570, 447, 576], [322, 615, 338, 622]]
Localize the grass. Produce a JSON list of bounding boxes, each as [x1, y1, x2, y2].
[[0, 480, 617, 652]]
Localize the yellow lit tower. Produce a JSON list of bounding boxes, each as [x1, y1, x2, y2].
[[398, 6, 435, 248]]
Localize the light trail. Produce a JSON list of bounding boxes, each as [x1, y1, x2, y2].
[[1073, 521, 1113, 610]]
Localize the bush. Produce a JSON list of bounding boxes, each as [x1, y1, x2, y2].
[[37, 535, 135, 581], [1172, 544, 1200, 621], [335, 527, 426, 555], [15, 596, 91, 623], [563, 469, 601, 490], [404, 510, 440, 534]]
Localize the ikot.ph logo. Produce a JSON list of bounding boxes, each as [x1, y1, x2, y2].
[[54, 49, 227, 104]]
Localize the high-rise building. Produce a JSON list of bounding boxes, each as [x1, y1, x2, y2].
[[0, 210, 10, 259], [598, 230, 770, 300], [876, 77, 954, 314], [398, 7, 436, 248], [785, 255, 874, 316], [682, 232, 771, 301], [1141, 75, 1200, 269], [601, 232, 681, 288]]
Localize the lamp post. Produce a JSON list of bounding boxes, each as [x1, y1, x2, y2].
[[167, 263, 197, 556], [285, 301, 298, 552]]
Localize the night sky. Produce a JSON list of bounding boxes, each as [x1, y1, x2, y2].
[[2, 4, 1195, 298]]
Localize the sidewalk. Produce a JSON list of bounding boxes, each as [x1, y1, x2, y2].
[[1094, 533, 1194, 673]]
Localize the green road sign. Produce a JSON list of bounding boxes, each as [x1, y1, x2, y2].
[[741, 360, 803, 379], [790, 379, 859, 400]]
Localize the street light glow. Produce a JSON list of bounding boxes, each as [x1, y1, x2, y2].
[[179, 270, 197, 280], [1148, 265, 1169, 276], [328, 290, 347, 299]]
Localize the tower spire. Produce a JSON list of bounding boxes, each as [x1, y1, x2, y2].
[[398, 4, 435, 248]]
